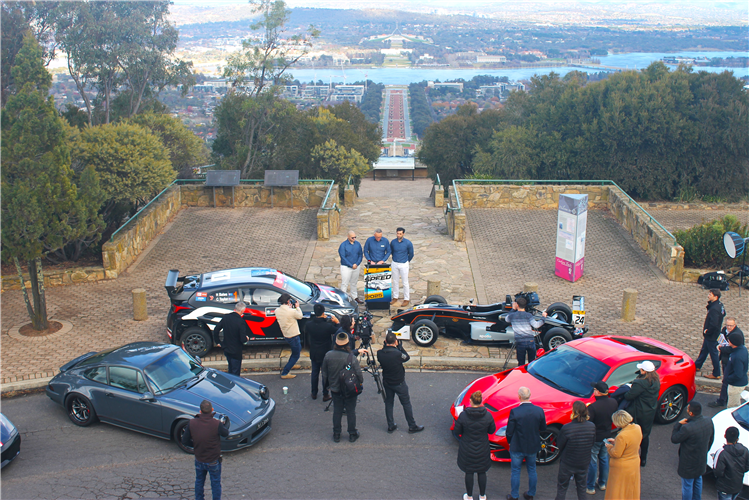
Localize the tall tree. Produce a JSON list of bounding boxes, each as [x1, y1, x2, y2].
[[1, 33, 103, 329], [216, 0, 318, 177]]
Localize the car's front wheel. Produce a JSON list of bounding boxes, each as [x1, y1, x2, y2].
[[656, 385, 687, 424], [66, 394, 97, 426], [537, 426, 560, 464], [174, 419, 195, 454], [411, 319, 439, 347], [181, 327, 213, 358], [542, 327, 572, 351]]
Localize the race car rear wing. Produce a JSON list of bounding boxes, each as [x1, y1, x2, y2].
[[165, 269, 181, 295]]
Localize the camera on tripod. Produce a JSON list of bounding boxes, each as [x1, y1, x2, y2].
[[355, 309, 374, 346]]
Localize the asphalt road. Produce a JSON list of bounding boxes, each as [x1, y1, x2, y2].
[[0, 372, 729, 500]]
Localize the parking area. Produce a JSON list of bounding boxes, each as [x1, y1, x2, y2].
[[0, 207, 318, 384], [466, 207, 748, 363]]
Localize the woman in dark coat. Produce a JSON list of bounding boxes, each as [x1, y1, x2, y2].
[[455, 390, 496, 500], [623, 360, 660, 466]]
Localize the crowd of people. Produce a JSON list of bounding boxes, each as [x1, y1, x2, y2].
[[200, 257, 748, 500]]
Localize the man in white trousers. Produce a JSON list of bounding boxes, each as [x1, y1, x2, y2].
[[338, 230, 363, 304], [390, 227, 414, 307]]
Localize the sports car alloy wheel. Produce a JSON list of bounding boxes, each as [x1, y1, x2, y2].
[[174, 419, 195, 454], [536, 427, 560, 464], [67, 395, 97, 426], [181, 327, 212, 358], [411, 319, 439, 347], [656, 386, 686, 424]]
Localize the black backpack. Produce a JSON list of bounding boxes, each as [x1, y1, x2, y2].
[[339, 352, 363, 398]]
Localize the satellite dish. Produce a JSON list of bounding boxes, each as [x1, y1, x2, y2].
[[723, 231, 748, 259]]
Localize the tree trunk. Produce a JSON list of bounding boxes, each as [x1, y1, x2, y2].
[[14, 257, 36, 322], [27, 258, 49, 330]]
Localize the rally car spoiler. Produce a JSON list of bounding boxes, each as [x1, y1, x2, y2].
[[165, 269, 181, 294]]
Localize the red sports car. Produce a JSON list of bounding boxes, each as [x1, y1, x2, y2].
[[450, 335, 696, 464]]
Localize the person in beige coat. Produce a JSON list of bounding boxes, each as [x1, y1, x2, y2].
[[604, 410, 642, 500]]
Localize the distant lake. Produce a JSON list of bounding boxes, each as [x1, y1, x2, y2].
[[289, 51, 749, 84]]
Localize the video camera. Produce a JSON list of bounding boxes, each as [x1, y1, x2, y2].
[[355, 308, 374, 347]]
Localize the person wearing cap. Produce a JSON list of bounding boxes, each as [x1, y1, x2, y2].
[[670, 401, 714, 500], [714, 426, 749, 500], [320, 332, 367, 443], [586, 381, 618, 494], [695, 289, 726, 380], [724, 332, 748, 408], [711, 318, 744, 408], [506, 297, 547, 366], [624, 360, 660, 467]]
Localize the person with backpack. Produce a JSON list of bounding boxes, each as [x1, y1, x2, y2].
[[321, 332, 366, 443], [714, 426, 749, 500]]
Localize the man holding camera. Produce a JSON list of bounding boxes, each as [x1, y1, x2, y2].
[[182, 400, 229, 500], [306, 304, 339, 401], [276, 293, 303, 379], [377, 332, 424, 433]]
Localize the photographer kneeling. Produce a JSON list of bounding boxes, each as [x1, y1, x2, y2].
[[377, 332, 424, 434], [321, 332, 367, 443]]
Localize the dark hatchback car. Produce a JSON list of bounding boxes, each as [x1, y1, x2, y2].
[[46, 342, 275, 453], [1, 414, 21, 468], [165, 267, 358, 357]]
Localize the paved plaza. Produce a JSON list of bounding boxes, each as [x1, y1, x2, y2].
[[1, 179, 747, 386]]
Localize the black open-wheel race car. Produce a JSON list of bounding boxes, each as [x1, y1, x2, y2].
[[388, 292, 587, 350]]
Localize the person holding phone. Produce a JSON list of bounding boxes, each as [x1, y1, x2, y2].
[[306, 304, 339, 400], [276, 293, 303, 379]]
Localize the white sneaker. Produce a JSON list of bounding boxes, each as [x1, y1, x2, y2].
[[463, 494, 472, 500], [479, 496, 487, 500]]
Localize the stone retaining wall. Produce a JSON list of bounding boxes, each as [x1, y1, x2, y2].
[[642, 201, 749, 211], [456, 184, 610, 209], [102, 184, 183, 279], [607, 186, 685, 281], [1, 267, 107, 291], [316, 186, 341, 241], [180, 184, 328, 208]]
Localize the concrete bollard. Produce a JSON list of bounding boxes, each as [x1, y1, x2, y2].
[[427, 279, 441, 297], [325, 280, 339, 289], [132, 288, 148, 321], [621, 289, 637, 321], [523, 282, 539, 293]]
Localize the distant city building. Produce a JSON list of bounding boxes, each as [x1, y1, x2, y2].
[[427, 81, 464, 92], [301, 84, 331, 99], [329, 84, 365, 103], [476, 55, 507, 63]]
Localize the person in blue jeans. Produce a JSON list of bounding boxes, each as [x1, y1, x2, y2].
[[586, 381, 618, 494], [506, 387, 546, 500], [275, 293, 303, 379], [182, 400, 229, 500], [671, 401, 715, 500]]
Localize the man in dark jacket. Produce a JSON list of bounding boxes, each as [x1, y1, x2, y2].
[[586, 381, 618, 494], [213, 302, 250, 376], [555, 401, 596, 500], [671, 401, 715, 500], [725, 332, 749, 408], [711, 318, 744, 408], [506, 387, 546, 500], [377, 332, 424, 433], [182, 400, 229, 500], [305, 304, 339, 401], [321, 332, 366, 443], [695, 289, 726, 379], [714, 426, 749, 500]]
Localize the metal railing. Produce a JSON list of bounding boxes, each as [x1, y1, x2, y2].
[[446, 178, 676, 243], [110, 178, 338, 241]]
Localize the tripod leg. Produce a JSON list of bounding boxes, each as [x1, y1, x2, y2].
[[503, 342, 516, 371]]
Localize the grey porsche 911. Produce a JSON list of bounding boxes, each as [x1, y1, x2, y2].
[[46, 342, 275, 453]]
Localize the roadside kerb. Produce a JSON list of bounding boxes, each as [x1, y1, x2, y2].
[[0, 358, 726, 394]]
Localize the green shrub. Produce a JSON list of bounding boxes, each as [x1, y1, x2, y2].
[[675, 215, 748, 268]]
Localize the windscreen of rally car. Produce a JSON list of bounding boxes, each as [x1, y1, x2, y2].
[[527, 344, 610, 398]]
